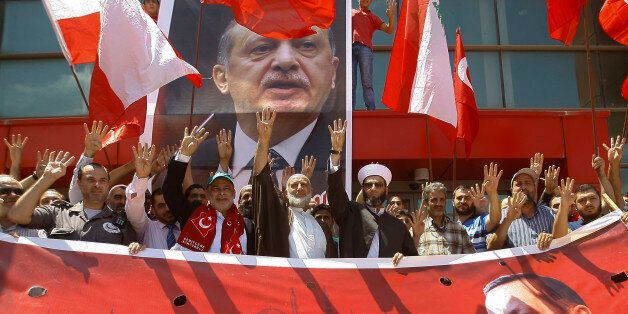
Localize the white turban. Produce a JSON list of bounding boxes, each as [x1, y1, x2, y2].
[[358, 164, 392, 186]]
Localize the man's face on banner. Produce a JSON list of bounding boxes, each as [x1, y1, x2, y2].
[[213, 24, 339, 117]]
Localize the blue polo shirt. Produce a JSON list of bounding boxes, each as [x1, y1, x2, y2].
[[462, 214, 490, 252]]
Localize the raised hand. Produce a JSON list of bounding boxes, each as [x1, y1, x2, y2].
[[4, 134, 28, 164], [301, 155, 317, 179], [506, 191, 525, 221], [469, 183, 486, 210], [256, 107, 276, 144], [216, 129, 233, 162], [410, 207, 428, 237], [537, 233, 553, 250], [542, 165, 560, 195], [591, 154, 605, 176], [328, 119, 347, 153], [386, 0, 397, 17], [42, 151, 75, 182], [557, 177, 576, 208], [179, 126, 210, 156], [34, 150, 52, 178], [483, 162, 502, 194], [83, 121, 110, 157], [385, 202, 401, 217], [133, 143, 156, 179], [280, 165, 295, 190], [529, 153, 544, 177], [603, 135, 626, 166]]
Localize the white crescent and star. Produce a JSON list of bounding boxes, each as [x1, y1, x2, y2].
[[457, 57, 474, 92], [198, 217, 212, 229]]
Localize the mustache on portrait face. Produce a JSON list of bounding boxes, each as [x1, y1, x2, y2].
[[261, 71, 310, 89]]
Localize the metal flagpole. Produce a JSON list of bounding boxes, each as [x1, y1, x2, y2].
[[582, 3, 599, 155], [188, 4, 205, 127], [622, 104, 628, 139], [70, 64, 89, 109], [425, 115, 434, 181], [452, 139, 458, 221]]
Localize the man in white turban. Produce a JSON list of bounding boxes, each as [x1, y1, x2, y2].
[[326, 119, 417, 266]]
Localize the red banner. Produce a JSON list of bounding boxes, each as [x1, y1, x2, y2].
[[1, 213, 626, 312]]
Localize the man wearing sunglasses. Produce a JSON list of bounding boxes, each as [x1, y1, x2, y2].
[[327, 119, 417, 266], [6, 152, 137, 245], [0, 175, 46, 238]]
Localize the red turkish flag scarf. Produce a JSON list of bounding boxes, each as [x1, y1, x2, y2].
[[177, 204, 245, 253]]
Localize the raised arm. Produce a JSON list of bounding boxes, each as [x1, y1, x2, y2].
[[8, 151, 74, 225], [252, 108, 276, 175], [125, 143, 155, 239], [69, 121, 109, 204], [604, 136, 625, 209], [540, 165, 560, 204], [379, 0, 397, 34], [19, 149, 49, 191], [217, 129, 233, 174], [553, 178, 575, 239], [488, 192, 525, 250], [482, 162, 503, 232], [326, 119, 350, 223], [163, 126, 209, 227], [4, 134, 28, 180]]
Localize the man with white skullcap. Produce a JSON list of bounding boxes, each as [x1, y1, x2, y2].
[[327, 119, 417, 266]]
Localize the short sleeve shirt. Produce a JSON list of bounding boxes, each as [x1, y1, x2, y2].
[[461, 214, 490, 252], [500, 204, 555, 248], [352, 8, 383, 49], [418, 216, 476, 256]]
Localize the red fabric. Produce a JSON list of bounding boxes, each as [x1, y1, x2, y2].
[[381, 0, 430, 113], [546, 0, 587, 46], [453, 29, 479, 158], [599, 0, 628, 45], [177, 204, 245, 253], [202, 0, 335, 39], [622, 74, 628, 101], [57, 12, 100, 64], [351, 8, 383, 50], [88, 61, 147, 147]]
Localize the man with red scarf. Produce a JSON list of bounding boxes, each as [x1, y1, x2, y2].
[[163, 126, 249, 253]]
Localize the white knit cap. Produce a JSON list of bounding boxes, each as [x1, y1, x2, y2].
[[358, 163, 392, 186]]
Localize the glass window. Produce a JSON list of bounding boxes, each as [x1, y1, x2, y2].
[[441, 0, 498, 45], [353, 51, 391, 110], [502, 52, 581, 108], [496, 0, 579, 45], [594, 52, 628, 108], [1, 0, 61, 54], [0, 60, 90, 118]]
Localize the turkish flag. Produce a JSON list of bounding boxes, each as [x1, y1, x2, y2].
[[41, 0, 100, 64], [454, 29, 479, 158], [599, 0, 628, 45], [202, 0, 335, 39], [89, 0, 201, 147], [546, 0, 587, 46]]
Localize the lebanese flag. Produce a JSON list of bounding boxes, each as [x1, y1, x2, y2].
[[546, 0, 587, 46], [202, 0, 335, 39], [453, 29, 479, 158], [89, 0, 201, 147], [599, 0, 628, 46], [382, 0, 456, 139], [42, 0, 100, 64]]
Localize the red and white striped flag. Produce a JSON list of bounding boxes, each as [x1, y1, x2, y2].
[[89, 0, 201, 147], [454, 29, 479, 157], [382, 0, 456, 139], [42, 0, 100, 64]]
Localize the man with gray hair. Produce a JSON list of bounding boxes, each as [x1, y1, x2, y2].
[[411, 182, 475, 256], [251, 108, 336, 258]]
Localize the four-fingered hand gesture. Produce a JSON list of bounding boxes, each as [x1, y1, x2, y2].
[[42, 151, 75, 182], [483, 162, 502, 195], [506, 191, 526, 221], [557, 177, 576, 208], [328, 119, 347, 153], [386, 0, 397, 18], [179, 126, 210, 156], [256, 107, 276, 144], [301, 155, 317, 179], [469, 183, 486, 210], [4, 134, 28, 165], [529, 152, 544, 177], [603, 135, 626, 166], [217, 129, 233, 162], [543, 165, 560, 194], [133, 143, 156, 179], [83, 121, 109, 158]]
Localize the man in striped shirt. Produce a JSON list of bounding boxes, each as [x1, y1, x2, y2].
[[489, 168, 555, 250]]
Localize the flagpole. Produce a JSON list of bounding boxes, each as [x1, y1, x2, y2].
[[69, 64, 89, 110], [622, 104, 628, 139], [188, 4, 205, 127], [452, 138, 458, 221], [425, 115, 434, 181], [582, 2, 599, 155]]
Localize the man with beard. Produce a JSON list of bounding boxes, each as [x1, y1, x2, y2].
[[125, 144, 182, 250], [106, 185, 127, 214], [413, 182, 475, 255], [8, 152, 137, 244], [238, 185, 253, 220], [453, 163, 503, 252], [184, 184, 208, 206], [251, 108, 336, 258], [327, 119, 416, 265], [0, 175, 47, 238], [489, 168, 555, 250]]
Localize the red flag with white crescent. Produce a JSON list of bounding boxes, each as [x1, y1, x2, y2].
[[453, 29, 479, 157]]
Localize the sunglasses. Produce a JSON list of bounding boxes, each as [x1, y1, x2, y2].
[[364, 182, 384, 189], [0, 187, 23, 196]]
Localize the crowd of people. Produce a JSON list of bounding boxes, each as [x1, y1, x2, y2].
[[1, 110, 627, 266]]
